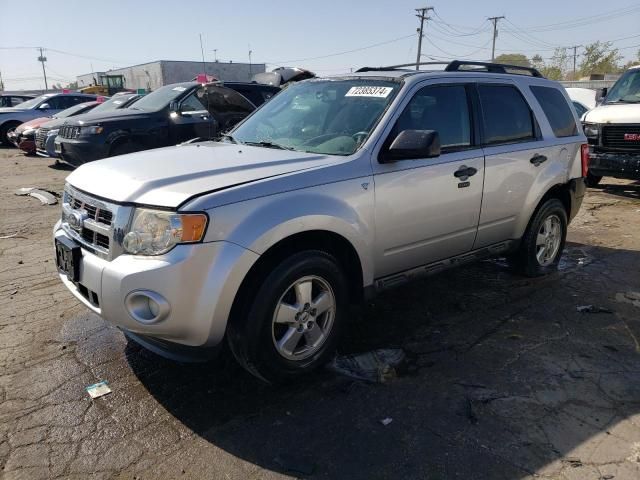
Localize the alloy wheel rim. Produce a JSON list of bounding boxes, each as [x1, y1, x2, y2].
[[271, 275, 336, 361], [536, 214, 562, 266]]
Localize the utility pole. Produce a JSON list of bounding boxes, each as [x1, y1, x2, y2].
[[0, 70, 4, 91], [38, 47, 48, 91], [488, 16, 505, 62], [248, 45, 253, 79], [213, 49, 218, 62], [199, 34, 206, 76], [415, 6, 434, 70], [570, 45, 581, 78]]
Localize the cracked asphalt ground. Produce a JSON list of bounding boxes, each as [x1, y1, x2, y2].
[[1, 147, 640, 480]]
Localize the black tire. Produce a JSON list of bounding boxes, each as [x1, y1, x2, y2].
[[0, 121, 21, 146], [586, 171, 602, 187], [227, 250, 348, 384], [110, 140, 139, 157], [512, 198, 568, 277]]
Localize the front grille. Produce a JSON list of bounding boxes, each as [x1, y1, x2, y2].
[[601, 125, 640, 151], [63, 189, 115, 254], [35, 128, 49, 150], [68, 192, 112, 226], [59, 125, 81, 139]]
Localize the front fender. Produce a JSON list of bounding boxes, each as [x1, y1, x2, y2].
[[204, 181, 375, 286]]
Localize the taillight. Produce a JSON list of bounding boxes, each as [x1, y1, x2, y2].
[[580, 144, 589, 177]]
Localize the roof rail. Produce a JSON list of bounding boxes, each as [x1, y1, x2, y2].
[[355, 60, 544, 78], [355, 62, 449, 72], [444, 60, 543, 77]]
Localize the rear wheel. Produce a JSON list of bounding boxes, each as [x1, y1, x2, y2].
[[227, 250, 348, 383], [586, 171, 602, 187], [512, 198, 568, 277]]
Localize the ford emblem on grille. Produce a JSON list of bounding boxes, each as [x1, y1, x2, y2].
[[68, 210, 87, 231], [624, 133, 640, 141]]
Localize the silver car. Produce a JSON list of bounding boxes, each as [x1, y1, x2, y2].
[[54, 61, 588, 382], [0, 92, 98, 145]]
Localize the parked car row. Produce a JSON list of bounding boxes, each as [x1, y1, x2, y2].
[[1, 80, 280, 166]]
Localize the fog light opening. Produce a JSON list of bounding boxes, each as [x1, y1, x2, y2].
[[125, 290, 170, 324]]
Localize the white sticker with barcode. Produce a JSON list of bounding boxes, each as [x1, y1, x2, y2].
[[345, 86, 393, 98]]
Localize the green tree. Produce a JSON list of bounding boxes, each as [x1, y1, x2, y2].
[[494, 53, 531, 67], [65, 81, 78, 90], [579, 41, 622, 76]]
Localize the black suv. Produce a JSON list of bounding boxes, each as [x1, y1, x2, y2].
[[55, 82, 279, 166]]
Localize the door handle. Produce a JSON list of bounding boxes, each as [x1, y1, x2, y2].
[[530, 154, 548, 166], [454, 165, 478, 179]]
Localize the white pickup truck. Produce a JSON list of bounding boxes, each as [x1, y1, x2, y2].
[[582, 65, 640, 186]]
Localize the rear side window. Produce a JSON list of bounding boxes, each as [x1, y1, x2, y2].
[[530, 86, 578, 137], [478, 85, 535, 145]]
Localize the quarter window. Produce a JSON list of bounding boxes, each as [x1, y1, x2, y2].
[[530, 86, 579, 137], [392, 85, 471, 151], [478, 85, 535, 145]]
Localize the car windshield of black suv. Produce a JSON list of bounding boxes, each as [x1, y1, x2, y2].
[[128, 84, 189, 112], [605, 69, 640, 104], [229, 79, 400, 155]]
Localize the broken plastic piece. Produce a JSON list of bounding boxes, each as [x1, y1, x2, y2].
[[380, 417, 393, 426], [327, 348, 406, 383], [14, 187, 57, 205], [86, 381, 112, 399]]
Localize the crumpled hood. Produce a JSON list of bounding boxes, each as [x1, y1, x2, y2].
[[66, 142, 335, 208], [583, 103, 640, 124]]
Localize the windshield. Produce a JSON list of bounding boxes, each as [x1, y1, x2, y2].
[[12, 96, 49, 109], [91, 95, 136, 113], [53, 102, 96, 119], [230, 79, 400, 155], [605, 69, 640, 104], [128, 84, 190, 112]]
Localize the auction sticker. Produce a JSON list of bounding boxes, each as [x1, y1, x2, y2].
[[345, 86, 393, 98]]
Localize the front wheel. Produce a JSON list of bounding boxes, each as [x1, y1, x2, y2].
[[227, 250, 348, 383], [512, 198, 568, 277]]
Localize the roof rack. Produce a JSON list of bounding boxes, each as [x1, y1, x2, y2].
[[445, 60, 543, 77], [355, 60, 544, 78]]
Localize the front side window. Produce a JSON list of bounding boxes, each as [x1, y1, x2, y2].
[[391, 84, 471, 151], [53, 102, 96, 119], [531, 86, 578, 137], [179, 92, 208, 113], [605, 69, 640, 104], [231, 79, 400, 156], [13, 96, 48, 109], [479, 84, 535, 145]]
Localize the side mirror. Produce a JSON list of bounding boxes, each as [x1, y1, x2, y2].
[[38, 103, 50, 110], [597, 87, 608, 103], [169, 100, 180, 114], [383, 130, 441, 162]]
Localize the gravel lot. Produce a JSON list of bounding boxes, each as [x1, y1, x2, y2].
[[1, 146, 640, 480]]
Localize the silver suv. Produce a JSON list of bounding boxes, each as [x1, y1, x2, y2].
[[54, 61, 588, 382]]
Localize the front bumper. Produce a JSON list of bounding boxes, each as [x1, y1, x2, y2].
[[57, 137, 110, 166], [589, 150, 640, 180], [54, 222, 259, 351]]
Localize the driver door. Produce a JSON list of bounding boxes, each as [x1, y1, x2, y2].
[[170, 90, 217, 143], [372, 82, 485, 278]]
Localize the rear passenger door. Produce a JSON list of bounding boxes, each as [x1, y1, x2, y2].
[[473, 82, 550, 248], [372, 82, 485, 277]]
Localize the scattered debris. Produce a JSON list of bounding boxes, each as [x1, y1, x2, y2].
[[274, 453, 315, 476], [327, 348, 406, 383], [380, 417, 393, 426], [616, 292, 640, 308], [0, 233, 18, 239], [10, 290, 18, 296], [14, 187, 57, 205], [564, 457, 583, 468], [576, 305, 613, 313], [86, 381, 112, 399]]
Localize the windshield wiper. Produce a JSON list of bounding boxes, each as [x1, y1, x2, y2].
[[243, 140, 294, 150]]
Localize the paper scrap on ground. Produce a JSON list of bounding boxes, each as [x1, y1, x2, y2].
[[86, 381, 112, 399]]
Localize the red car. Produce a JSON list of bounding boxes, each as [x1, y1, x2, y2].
[[9, 101, 102, 154]]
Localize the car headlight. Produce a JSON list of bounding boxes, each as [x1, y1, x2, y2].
[[583, 123, 599, 139], [122, 209, 208, 255], [83, 125, 104, 135]]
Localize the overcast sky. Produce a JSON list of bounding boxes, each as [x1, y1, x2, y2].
[[1, 0, 639, 90]]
